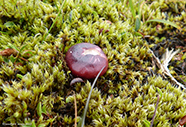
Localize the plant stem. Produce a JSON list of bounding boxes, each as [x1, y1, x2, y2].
[[80, 66, 105, 127], [42, 0, 67, 43], [150, 94, 160, 127]]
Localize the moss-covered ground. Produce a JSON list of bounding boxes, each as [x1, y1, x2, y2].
[[0, 0, 186, 126]]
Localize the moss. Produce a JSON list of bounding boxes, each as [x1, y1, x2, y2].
[[0, 0, 186, 126]]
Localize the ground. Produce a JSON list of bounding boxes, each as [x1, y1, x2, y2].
[[0, 0, 186, 126]]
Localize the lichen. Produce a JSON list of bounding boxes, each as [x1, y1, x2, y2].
[[0, 0, 186, 126]]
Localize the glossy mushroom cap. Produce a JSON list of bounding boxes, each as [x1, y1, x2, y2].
[[65, 43, 108, 79]]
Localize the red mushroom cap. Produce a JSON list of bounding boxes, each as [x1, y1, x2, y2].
[[65, 43, 108, 79]]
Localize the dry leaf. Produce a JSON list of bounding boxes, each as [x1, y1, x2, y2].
[[0, 48, 18, 56]]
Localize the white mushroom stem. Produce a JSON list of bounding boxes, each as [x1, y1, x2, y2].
[[149, 49, 186, 90]]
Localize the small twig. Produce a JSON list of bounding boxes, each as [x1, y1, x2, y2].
[[18, 56, 28, 62], [150, 94, 160, 127], [146, 10, 155, 21], [73, 91, 77, 127]]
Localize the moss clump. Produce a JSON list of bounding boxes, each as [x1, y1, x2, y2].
[[0, 0, 186, 126]]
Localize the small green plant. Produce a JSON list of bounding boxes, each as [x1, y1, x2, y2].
[[143, 120, 151, 127], [1, 43, 35, 64], [22, 102, 55, 127], [37, 102, 47, 117], [42, 0, 67, 43], [0, 43, 35, 79], [128, 0, 181, 36]]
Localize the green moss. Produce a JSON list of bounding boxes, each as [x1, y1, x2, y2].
[[0, 0, 186, 126]]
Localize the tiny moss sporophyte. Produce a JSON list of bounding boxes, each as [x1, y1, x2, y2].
[[65, 43, 108, 79]]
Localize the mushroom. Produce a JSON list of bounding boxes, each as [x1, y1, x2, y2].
[[65, 43, 108, 79]]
